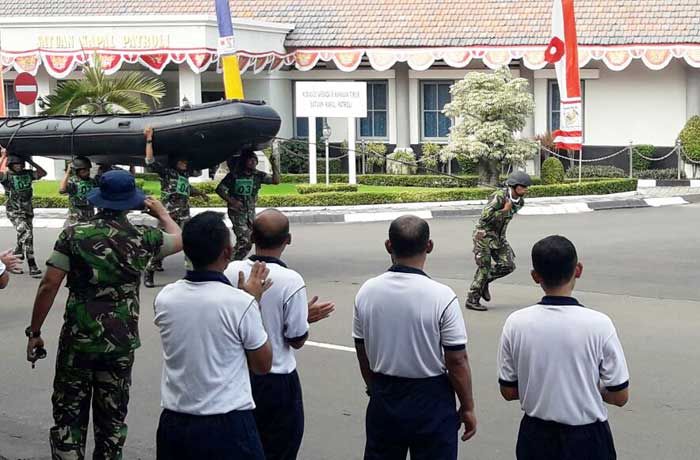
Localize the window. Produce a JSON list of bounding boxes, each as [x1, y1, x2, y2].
[[295, 116, 325, 139], [202, 91, 225, 103], [3, 82, 20, 117], [548, 80, 585, 134], [359, 81, 388, 139], [421, 81, 453, 139]]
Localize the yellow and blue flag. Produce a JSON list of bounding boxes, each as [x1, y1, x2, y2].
[[215, 0, 245, 99]]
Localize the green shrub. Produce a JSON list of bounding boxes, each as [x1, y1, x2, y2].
[[278, 139, 313, 173], [421, 143, 441, 170], [632, 145, 654, 171], [134, 179, 145, 189], [457, 157, 479, 175], [280, 174, 348, 184], [679, 116, 700, 161], [316, 159, 343, 175], [386, 149, 418, 175], [364, 143, 387, 172], [635, 169, 686, 180], [541, 157, 565, 184], [296, 184, 359, 194], [527, 179, 637, 198], [565, 165, 626, 179], [192, 181, 218, 194]]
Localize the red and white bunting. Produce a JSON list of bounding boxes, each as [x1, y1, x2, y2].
[[546, 0, 583, 151]]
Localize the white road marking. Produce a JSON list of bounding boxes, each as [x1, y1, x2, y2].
[[306, 341, 356, 353], [644, 197, 688, 207]]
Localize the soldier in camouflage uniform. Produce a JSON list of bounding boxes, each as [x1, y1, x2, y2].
[[465, 171, 532, 311], [216, 149, 280, 260], [25, 170, 182, 460], [59, 156, 97, 227], [0, 148, 47, 277], [143, 127, 208, 288]]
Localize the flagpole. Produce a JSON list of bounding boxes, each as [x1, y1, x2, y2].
[[215, 0, 245, 100], [578, 149, 582, 183]]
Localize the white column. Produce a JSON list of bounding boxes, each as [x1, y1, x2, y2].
[[347, 117, 357, 184], [395, 63, 411, 149], [33, 69, 62, 179], [177, 64, 206, 179], [308, 117, 317, 184], [687, 67, 700, 118]]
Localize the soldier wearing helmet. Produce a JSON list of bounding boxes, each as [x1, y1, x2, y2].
[[59, 156, 97, 226], [0, 147, 47, 277], [216, 148, 280, 261], [465, 171, 532, 311]]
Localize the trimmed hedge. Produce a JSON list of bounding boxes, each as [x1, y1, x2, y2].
[[135, 172, 160, 181], [565, 165, 626, 179], [526, 179, 637, 198], [633, 145, 654, 171], [635, 169, 686, 180], [281, 174, 480, 187], [296, 184, 359, 194], [193, 181, 218, 194]]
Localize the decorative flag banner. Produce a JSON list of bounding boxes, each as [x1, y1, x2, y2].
[[215, 0, 245, 99], [546, 0, 582, 151]]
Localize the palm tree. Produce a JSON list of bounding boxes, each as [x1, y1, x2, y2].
[[40, 56, 165, 115]]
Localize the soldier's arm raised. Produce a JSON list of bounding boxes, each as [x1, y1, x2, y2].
[[59, 169, 71, 195], [27, 158, 47, 179], [144, 198, 182, 255]]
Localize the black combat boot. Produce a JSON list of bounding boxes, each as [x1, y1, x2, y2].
[[144, 270, 155, 288], [465, 294, 488, 312], [13, 245, 24, 261], [27, 258, 42, 279], [481, 283, 491, 302]]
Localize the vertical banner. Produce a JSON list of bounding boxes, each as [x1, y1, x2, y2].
[[545, 0, 582, 150], [215, 0, 245, 99], [0, 68, 6, 118]]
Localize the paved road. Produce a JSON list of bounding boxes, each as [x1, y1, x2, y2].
[[0, 204, 699, 459]]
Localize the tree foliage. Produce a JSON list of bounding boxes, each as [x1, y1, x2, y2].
[[444, 67, 537, 185]]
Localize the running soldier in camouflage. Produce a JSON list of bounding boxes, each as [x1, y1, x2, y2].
[[25, 170, 183, 460], [0, 148, 47, 277], [465, 171, 532, 311], [143, 127, 208, 287], [216, 149, 280, 260], [59, 156, 97, 227]]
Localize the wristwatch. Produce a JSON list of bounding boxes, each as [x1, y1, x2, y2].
[[25, 326, 41, 338]]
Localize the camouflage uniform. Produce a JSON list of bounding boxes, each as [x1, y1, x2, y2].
[[46, 210, 166, 460], [0, 169, 38, 259], [217, 169, 273, 260], [62, 176, 97, 226], [467, 188, 524, 304], [145, 160, 193, 272]]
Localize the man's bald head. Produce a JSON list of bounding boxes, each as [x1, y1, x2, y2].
[[388, 215, 431, 258], [252, 209, 291, 249]]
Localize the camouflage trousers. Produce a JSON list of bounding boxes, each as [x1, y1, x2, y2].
[[467, 231, 516, 303], [228, 207, 255, 261], [8, 210, 34, 258], [146, 211, 189, 272], [64, 207, 95, 228], [50, 345, 135, 460]]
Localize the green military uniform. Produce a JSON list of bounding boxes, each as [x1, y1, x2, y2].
[[63, 176, 97, 226], [46, 210, 169, 460], [467, 188, 524, 305], [145, 159, 192, 273], [217, 169, 273, 260], [0, 168, 39, 260]]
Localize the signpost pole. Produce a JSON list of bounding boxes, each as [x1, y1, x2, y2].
[[347, 117, 357, 185], [308, 117, 317, 184]]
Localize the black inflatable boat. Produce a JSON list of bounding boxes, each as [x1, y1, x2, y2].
[[0, 100, 281, 169]]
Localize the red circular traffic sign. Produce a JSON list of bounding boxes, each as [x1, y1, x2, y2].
[[14, 73, 38, 105]]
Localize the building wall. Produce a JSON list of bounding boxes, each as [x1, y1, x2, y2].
[[584, 61, 687, 147]]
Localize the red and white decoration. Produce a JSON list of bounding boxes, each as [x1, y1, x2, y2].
[[0, 48, 295, 78], [547, 0, 582, 151]]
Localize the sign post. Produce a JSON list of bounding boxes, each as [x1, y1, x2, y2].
[[14, 73, 39, 106], [295, 82, 367, 185]]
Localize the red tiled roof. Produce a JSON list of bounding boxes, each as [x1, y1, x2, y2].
[[2, 0, 699, 48]]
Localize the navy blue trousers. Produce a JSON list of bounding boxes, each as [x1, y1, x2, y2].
[[364, 373, 459, 460], [156, 408, 264, 460], [516, 414, 617, 460], [250, 370, 305, 460]]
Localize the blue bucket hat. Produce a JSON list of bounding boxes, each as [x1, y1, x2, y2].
[[87, 170, 145, 211]]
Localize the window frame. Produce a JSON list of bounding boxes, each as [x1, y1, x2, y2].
[[547, 79, 585, 141], [420, 80, 454, 142], [292, 80, 326, 139], [357, 80, 389, 141], [3, 82, 20, 117]]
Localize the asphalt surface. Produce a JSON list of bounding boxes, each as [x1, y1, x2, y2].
[[0, 204, 699, 459]]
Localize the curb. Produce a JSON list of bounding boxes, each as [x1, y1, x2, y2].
[[0, 195, 696, 228]]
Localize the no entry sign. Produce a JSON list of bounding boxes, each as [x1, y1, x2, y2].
[[14, 73, 38, 105]]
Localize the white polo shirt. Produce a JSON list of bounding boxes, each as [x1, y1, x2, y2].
[[353, 265, 468, 379], [154, 271, 268, 415], [0, 259, 5, 276], [498, 296, 630, 426], [225, 255, 309, 375]]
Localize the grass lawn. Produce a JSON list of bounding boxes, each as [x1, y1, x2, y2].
[[32, 180, 437, 197]]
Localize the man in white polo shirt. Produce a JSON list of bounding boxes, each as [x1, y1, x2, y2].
[[498, 235, 630, 460], [354, 215, 477, 460], [225, 209, 335, 460], [1, 248, 21, 289], [154, 211, 273, 459]]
